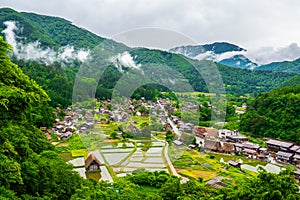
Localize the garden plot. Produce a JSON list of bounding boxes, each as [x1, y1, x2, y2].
[[116, 146, 166, 173], [241, 163, 282, 174], [130, 157, 144, 162], [151, 142, 165, 147]]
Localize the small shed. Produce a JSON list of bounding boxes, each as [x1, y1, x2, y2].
[[85, 154, 102, 171], [59, 131, 72, 140], [173, 140, 184, 146], [228, 160, 241, 168]]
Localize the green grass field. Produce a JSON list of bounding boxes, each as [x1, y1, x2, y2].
[[71, 149, 87, 158]]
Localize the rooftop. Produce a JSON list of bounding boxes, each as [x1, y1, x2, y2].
[[228, 160, 240, 166], [267, 139, 294, 148], [276, 151, 293, 158], [290, 145, 300, 152], [243, 149, 257, 154]]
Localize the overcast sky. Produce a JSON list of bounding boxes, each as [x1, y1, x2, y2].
[[1, 0, 300, 51]]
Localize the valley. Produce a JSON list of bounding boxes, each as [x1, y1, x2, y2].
[[0, 6, 300, 200]]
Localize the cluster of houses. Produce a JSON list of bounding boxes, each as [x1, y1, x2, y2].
[[52, 107, 77, 140], [266, 139, 300, 167], [95, 98, 159, 122], [191, 127, 300, 170]]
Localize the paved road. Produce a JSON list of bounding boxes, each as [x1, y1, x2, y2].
[[163, 142, 189, 183], [157, 100, 182, 138], [157, 100, 188, 183], [167, 118, 181, 138]]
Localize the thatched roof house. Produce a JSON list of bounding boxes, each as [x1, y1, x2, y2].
[[85, 154, 102, 171], [222, 142, 235, 154], [204, 140, 221, 152]]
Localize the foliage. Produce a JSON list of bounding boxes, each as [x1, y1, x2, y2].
[[239, 85, 300, 143], [280, 75, 300, 87], [212, 169, 300, 199], [110, 131, 118, 139], [256, 58, 300, 74], [166, 130, 175, 144], [0, 37, 84, 199]]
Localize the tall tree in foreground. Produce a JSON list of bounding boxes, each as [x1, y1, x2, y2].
[[0, 36, 83, 199]]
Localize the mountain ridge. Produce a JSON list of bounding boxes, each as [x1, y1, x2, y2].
[[255, 58, 300, 74]]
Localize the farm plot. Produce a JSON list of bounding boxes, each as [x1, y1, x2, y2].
[[100, 142, 168, 175]]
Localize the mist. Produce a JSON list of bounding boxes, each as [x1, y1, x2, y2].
[[110, 51, 141, 72], [2, 21, 90, 65]]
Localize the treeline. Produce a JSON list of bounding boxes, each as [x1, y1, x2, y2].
[[240, 85, 300, 143], [256, 58, 300, 74], [71, 168, 300, 200]]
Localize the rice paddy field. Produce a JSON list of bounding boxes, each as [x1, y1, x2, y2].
[[100, 142, 168, 175]]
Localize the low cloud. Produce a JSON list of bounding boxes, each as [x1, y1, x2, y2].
[[110, 51, 141, 72], [193, 44, 300, 66], [2, 21, 90, 65], [246, 43, 300, 65]]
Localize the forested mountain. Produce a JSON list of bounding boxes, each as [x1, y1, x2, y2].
[[0, 8, 126, 50], [280, 75, 300, 87], [170, 42, 258, 69], [170, 42, 245, 57], [255, 58, 300, 74], [0, 8, 298, 108], [131, 48, 295, 96], [219, 54, 258, 69], [240, 85, 300, 143]]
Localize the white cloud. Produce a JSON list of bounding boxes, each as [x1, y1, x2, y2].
[[110, 51, 141, 72], [194, 50, 244, 62], [2, 21, 18, 53], [246, 43, 300, 65], [1, 21, 91, 65]]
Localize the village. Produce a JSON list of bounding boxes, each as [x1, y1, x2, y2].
[[42, 94, 300, 185]]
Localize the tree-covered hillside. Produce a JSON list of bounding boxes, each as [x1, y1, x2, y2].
[[256, 58, 300, 74], [0, 7, 127, 50], [132, 48, 296, 95], [280, 75, 300, 87], [239, 85, 300, 143], [0, 36, 84, 199]]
